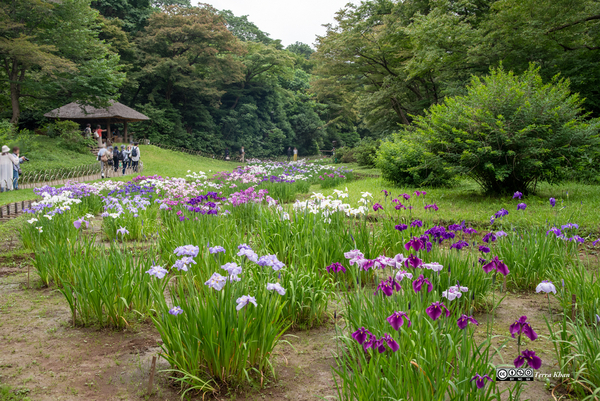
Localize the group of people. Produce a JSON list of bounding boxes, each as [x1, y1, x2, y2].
[[97, 143, 140, 179], [0, 145, 26, 192], [287, 146, 298, 162]]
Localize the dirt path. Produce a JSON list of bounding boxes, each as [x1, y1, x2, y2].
[[0, 267, 339, 401]]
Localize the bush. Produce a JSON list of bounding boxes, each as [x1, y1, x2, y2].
[[415, 65, 600, 194], [335, 147, 356, 163], [352, 138, 379, 167], [46, 120, 95, 153], [376, 133, 456, 187]]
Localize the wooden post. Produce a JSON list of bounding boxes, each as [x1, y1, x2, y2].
[[147, 355, 157, 394], [124, 121, 128, 144], [571, 294, 576, 320], [107, 119, 112, 144]]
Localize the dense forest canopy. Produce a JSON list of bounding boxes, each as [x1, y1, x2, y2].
[[1, 0, 599, 157]]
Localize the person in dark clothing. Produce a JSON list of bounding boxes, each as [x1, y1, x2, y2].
[[112, 145, 121, 172], [286, 147, 292, 162], [225, 148, 230, 160]]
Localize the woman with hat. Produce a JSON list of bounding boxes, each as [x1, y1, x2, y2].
[[0, 145, 15, 191]]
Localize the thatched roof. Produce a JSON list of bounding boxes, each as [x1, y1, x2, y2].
[[44, 100, 150, 122]]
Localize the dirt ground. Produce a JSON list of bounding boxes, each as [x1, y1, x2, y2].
[[0, 248, 578, 401]]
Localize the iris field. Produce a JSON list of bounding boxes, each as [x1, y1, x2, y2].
[[10, 159, 600, 400]]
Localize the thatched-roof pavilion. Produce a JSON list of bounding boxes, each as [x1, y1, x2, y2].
[[44, 100, 149, 143]]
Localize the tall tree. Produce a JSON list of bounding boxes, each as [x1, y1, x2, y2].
[[0, 0, 124, 123]]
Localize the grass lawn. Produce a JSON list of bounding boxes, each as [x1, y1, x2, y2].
[[21, 136, 97, 171], [135, 145, 233, 177], [313, 176, 600, 236]]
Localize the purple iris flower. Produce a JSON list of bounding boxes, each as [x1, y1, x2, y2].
[[464, 227, 478, 234], [426, 301, 451, 321], [382, 333, 399, 352], [381, 190, 390, 197], [351, 327, 371, 344], [405, 237, 425, 252], [424, 204, 439, 211], [457, 314, 479, 329], [448, 224, 463, 232], [494, 209, 509, 218], [411, 220, 423, 228], [174, 245, 200, 257], [402, 193, 411, 200], [561, 223, 579, 230], [471, 373, 492, 389], [326, 262, 346, 273], [73, 218, 89, 229], [479, 245, 490, 253], [404, 254, 423, 268], [373, 203, 383, 211], [412, 275, 433, 293], [395, 224, 408, 231], [375, 277, 401, 296], [546, 227, 561, 237], [513, 191, 523, 200], [478, 257, 487, 265], [146, 265, 168, 279], [509, 316, 538, 341], [387, 311, 411, 330], [517, 203, 527, 211], [593, 239, 600, 246], [514, 349, 542, 369], [482, 232, 497, 243], [235, 295, 257, 311], [209, 246, 225, 254], [482, 256, 510, 276], [117, 226, 129, 236], [549, 197, 556, 207], [450, 240, 469, 250], [168, 306, 183, 316]]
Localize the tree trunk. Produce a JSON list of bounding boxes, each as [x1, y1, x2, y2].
[[7, 60, 24, 124], [10, 81, 20, 124]]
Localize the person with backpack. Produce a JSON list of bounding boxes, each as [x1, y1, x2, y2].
[[97, 144, 109, 178], [130, 142, 140, 172], [121, 145, 130, 175], [83, 123, 92, 139], [112, 145, 122, 172]]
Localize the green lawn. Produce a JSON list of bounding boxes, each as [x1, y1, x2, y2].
[[136, 145, 233, 177], [21, 136, 97, 171], [314, 177, 600, 236]]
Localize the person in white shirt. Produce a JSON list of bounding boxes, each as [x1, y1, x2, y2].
[[130, 142, 140, 172], [97, 145, 109, 178]]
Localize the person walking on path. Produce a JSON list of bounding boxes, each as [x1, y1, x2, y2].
[[112, 145, 121, 172], [84, 123, 92, 139], [130, 142, 140, 172], [293, 147, 298, 162], [240, 146, 245, 163], [286, 146, 292, 162], [94, 125, 104, 147], [10, 147, 26, 190], [121, 145, 130, 175], [97, 144, 109, 178]]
